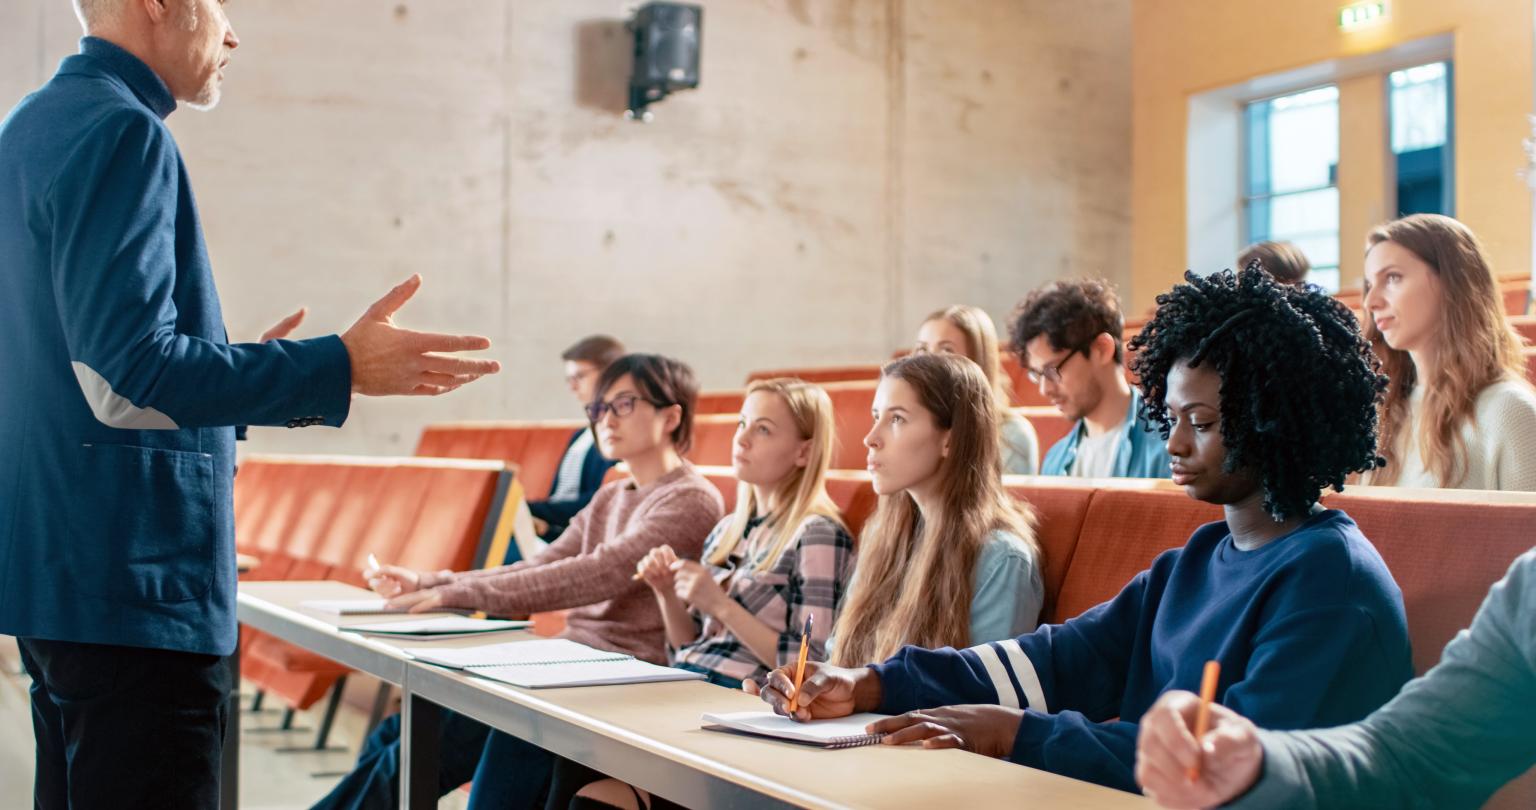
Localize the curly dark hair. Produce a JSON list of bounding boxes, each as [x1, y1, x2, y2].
[[1127, 266, 1387, 520], [1007, 278, 1126, 365]]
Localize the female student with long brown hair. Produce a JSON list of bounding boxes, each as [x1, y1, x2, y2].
[[914, 304, 1041, 475], [1361, 213, 1536, 490], [831, 351, 1043, 665]]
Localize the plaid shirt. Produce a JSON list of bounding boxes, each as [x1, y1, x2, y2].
[[672, 513, 856, 683]]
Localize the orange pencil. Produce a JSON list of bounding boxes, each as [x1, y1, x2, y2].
[[786, 614, 814, 713], [1187, 660, 1221, 782]]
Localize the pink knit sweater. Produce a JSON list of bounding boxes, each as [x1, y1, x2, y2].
[[429, 463, 724, 664]]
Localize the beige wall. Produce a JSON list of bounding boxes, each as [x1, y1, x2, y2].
[[1132, 0, 1534, 313], [4, 0, 1131, 455]]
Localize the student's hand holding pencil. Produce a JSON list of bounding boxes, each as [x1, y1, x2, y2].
[[758, 661, 881, 723], [1135, 690, 1263, 809]]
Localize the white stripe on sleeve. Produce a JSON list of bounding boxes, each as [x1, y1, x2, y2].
[[968, 643, 1022, 708], [998, 638, 1048, 712]]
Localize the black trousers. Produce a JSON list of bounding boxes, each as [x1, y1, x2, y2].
[[18, 637, 231, 810]]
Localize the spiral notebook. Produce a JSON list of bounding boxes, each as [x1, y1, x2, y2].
[[403, 639, 706, 689], [700, 711, 891, 749]]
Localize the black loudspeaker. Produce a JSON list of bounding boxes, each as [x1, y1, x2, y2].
[[626, 2, 702, 121]]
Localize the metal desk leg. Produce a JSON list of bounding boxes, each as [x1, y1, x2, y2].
[[220, 631, 241, 810], [400, 690, 441, 810]]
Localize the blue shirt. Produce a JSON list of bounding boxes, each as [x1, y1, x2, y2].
[[0, 38, 352, 655], [969, 530, 1043, 642], [1040, 388, 1172, 479], [871, 510, 1412, 792]]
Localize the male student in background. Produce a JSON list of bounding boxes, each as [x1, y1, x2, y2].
[[527, 335, 626, 541], [0, 1, 499, 807], [1007, 279, 1171, 479]]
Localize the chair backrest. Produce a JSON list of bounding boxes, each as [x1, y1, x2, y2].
[[1323, 486, 1536, 675], [688, 414, 739, 467], [823, 380, 878, 469], [745, 365, 882, 385], [1049, 484, 1221, 623], [234, 455, 507, 586], [415, 420, 585, 500], [1014, 406, 1075, 456], [696, 389, 747, 415]]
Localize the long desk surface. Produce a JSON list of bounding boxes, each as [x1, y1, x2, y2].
[[235, 581, 1153, 810]]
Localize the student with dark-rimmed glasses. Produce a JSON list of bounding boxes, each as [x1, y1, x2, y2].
[[1007, 278, 1171, 478]]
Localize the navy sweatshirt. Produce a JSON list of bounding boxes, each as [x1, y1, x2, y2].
[[871, 509, 1412, 793]]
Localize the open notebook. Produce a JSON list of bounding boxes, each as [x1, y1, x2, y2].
[[700, 711, 892, 749], [403, 639, 705, 689]]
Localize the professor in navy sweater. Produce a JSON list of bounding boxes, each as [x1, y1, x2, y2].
[[759, 268, 1412, 793], [0, 2, 500, 807]]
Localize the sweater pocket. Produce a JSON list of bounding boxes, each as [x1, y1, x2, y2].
[[65, 442, 217, 602]]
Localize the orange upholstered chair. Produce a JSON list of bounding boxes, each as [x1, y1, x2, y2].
[[745, 365, 882, 385], [688, 414, 739, 468], [1049, 486, 1220, 623], [1002, 478, 1097, 620], [236, 455, 508, 748], [695, 389, 747, 414], [1016, 407, 1074, 455], [823, 381, 878, 470]]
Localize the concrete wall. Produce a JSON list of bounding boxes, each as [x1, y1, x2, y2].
[[2, 0, 1131, 456]]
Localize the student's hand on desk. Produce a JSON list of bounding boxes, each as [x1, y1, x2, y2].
[[869, 705, 1024, 758], [258, 307, 307, 342], [342, 274, 502, 397], [1135, 690, 1262, 809], [669, 559, 726, 613], [759, 662, 880, 723], [386, 587, 447, 614], [366, 564, 423, 598], [531, 517, 549, 536]]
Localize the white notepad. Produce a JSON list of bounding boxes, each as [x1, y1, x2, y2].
[[338, 615, 530, 638], [405, 638, 705, 689], [475, 658, 705, 689], [301, 598, 407, 615], [403, 639, 628, 669], [700, 711, 892, 749]]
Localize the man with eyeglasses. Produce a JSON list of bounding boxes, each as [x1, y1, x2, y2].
[[524, 335, 627, 541], [1007, 279, 1170, 479]]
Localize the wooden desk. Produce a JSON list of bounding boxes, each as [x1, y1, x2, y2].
[[234, 581, 1153, 810]]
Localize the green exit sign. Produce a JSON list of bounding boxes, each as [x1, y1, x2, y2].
[[1339, 1, 1387, 30]]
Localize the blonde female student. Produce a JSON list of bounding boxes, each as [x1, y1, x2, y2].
[[542, 377, 857, 810], [1361, 214, 1536, 490], [915, 304, 1041, 475]]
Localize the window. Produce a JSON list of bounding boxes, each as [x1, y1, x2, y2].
[[1390, 61, 1453, 217], [1243, 85, 1341, 292]]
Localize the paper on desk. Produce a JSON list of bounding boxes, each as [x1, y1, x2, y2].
[[339, 615, 530, 638], [300, 598, 407, 615]]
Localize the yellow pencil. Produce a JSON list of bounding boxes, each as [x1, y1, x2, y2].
[[787, 614, 814, 713], [1188, 660, 1221, 782]]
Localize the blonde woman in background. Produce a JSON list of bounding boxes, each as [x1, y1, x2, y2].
[[915, 304, 1041, 474]]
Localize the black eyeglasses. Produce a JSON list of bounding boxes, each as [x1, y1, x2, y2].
[[1026, 345, 1088, 385], [585, 392, 670, 423]]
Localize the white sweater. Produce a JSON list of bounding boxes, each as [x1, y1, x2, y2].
[[1369, 379, 1536, 492]]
